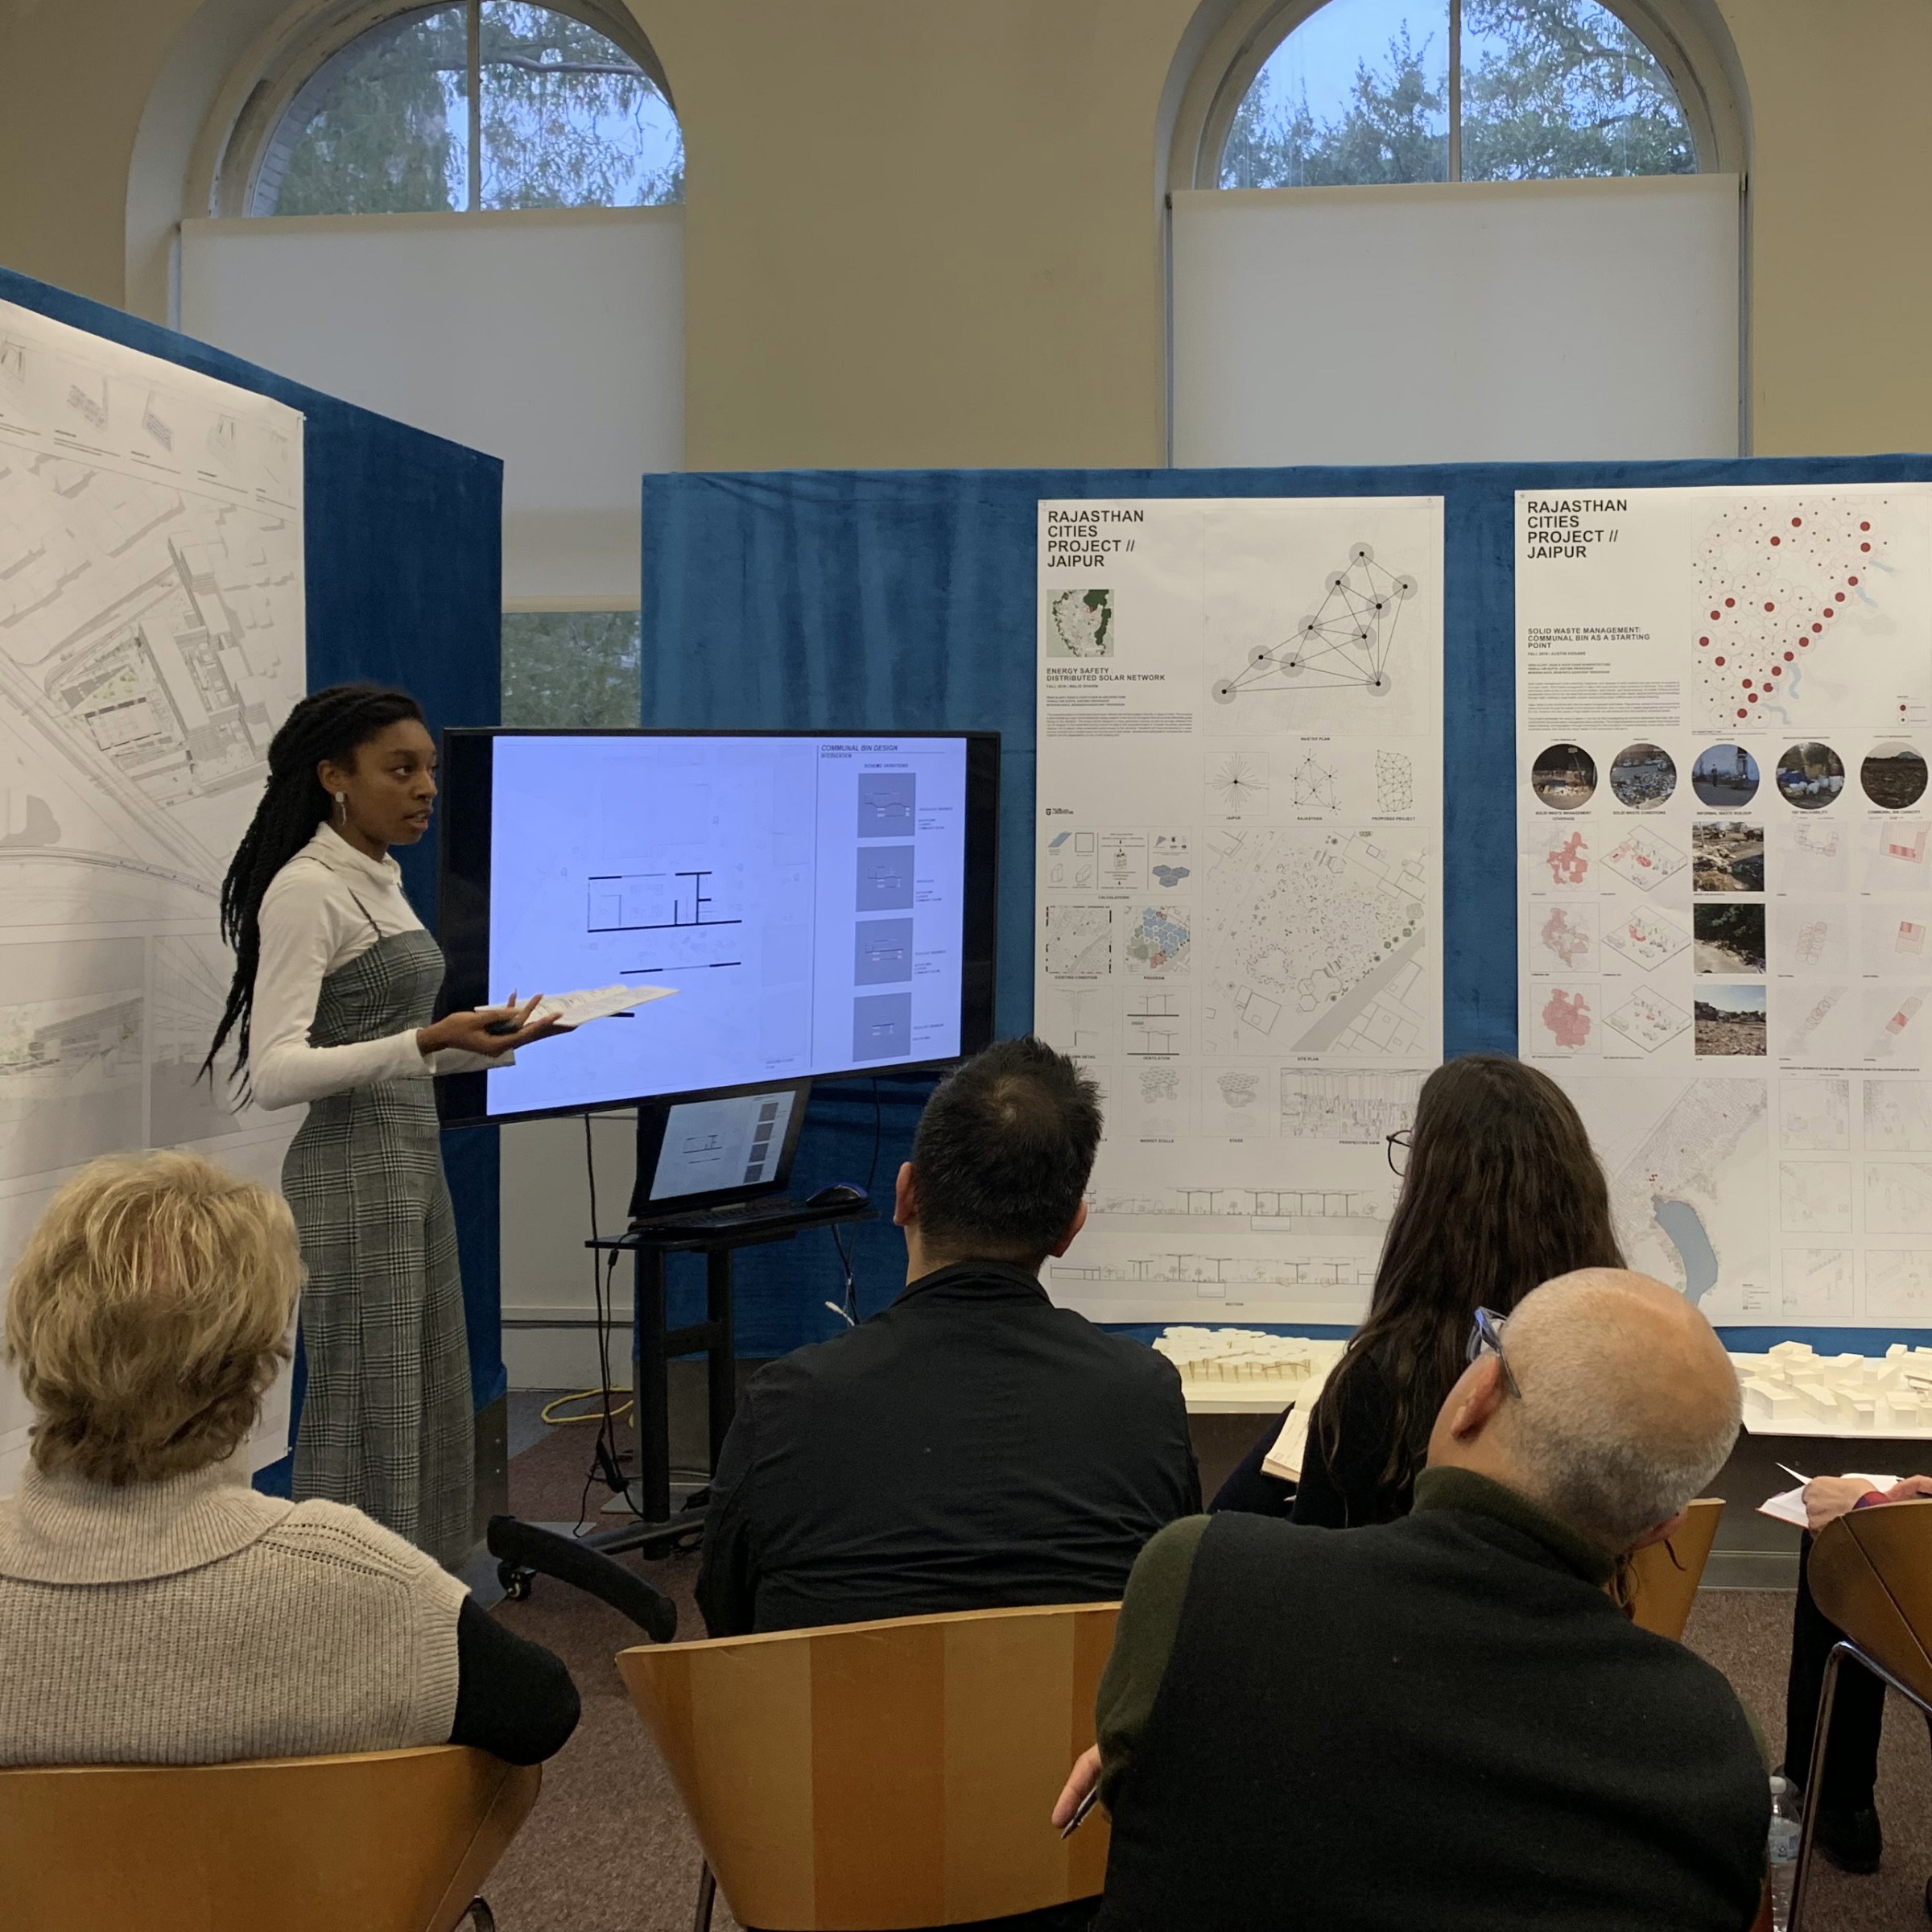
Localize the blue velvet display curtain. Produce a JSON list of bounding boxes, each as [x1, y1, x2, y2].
[[0, 269, 506, 1465], [642, 457, 1932, 1357]]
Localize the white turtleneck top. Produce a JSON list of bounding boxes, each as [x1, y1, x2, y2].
[[250, 824, 497, 1111]]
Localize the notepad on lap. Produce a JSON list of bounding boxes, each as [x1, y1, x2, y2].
[[1758, 1476, 1897, 1529]]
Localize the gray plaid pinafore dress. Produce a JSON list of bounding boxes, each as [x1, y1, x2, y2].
[[283, 898, 473, 1567]]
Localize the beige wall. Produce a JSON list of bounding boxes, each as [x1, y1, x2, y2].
[[1, 0, 1930, 465], [1721, 0, 1932, 456]]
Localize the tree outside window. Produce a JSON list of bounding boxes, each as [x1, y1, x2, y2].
[[1220, 0, 1693, 190], [501, 611, 642, 729], [258, 2, 682, 217]]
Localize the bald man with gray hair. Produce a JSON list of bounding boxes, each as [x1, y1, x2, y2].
[[1067, 1268, 1769, 1932]]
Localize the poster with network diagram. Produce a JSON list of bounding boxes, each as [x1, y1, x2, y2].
[[0, 299, 306, 1487], [1035, 497, 1444, 1322], [1516, 482, 1932, 1326]]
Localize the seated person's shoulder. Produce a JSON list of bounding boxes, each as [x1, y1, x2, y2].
[[1063, 1310, 1188, 1391], [267, 1499, 468, 1605]]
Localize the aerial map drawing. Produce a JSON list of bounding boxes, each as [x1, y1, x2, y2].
[[0, 297, 304, 1486]]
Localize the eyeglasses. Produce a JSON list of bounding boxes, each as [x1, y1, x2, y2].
[[1467, 1305, 1521, 1397], [1385, 1128, 1412, 1177]]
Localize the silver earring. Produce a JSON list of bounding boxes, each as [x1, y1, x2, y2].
[[333, 791, 347, 824]]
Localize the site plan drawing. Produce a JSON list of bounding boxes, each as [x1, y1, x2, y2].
[[1516, 481, 1932, 1323], [0, 298, 306, 1484], [1038, 495, 1444, 1322]]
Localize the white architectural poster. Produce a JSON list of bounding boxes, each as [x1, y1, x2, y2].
[[0, 299, 306, 1483], [1516, 482, 1932, 1324], [1034, 497, 1444, 1322]]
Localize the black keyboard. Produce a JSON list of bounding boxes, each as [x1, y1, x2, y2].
[[634, 1195, 816, 1232]]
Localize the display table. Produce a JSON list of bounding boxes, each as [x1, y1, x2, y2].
[[1154, 1327, 1932, 1584]]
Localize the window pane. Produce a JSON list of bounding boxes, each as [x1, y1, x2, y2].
[[501, 610, 642, 728], [1460, 0, 1695, 181], [479, 2, 684, 209], [258, 6, 470, 217], [1220, 0, 1450, 189]]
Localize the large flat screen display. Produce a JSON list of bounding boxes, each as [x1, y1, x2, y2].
[[437, 729, 1000, 1124]]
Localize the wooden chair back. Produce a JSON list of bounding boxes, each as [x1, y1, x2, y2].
[[1809, 1496, 1932, 1709], [620, 1600, 1119, 1931], [0, 1744, 539, 1932], [1625, 1496, 1725, 1641]]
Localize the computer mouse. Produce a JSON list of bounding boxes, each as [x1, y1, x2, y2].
[[807, 1183, 869, 1208]]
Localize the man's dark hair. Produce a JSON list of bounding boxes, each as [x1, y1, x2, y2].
[[907, 1037, 1102, 1265]]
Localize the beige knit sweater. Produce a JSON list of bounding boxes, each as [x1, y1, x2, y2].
[[0, 1459, 466, 1766]]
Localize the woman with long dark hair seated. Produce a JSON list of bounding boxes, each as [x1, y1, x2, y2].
[[1214, 1053, 1624, 1526]]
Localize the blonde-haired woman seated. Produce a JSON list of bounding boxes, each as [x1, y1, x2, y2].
[[0, 1150, 577, 1767]]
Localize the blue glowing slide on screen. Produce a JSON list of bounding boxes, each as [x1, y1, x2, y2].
[[483, 734, 971, 1114]]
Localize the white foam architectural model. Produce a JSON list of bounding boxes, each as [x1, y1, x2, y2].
[[1154, 1326, 1340, 1385], [1731, 1340, 1932, 1435], [1154, 1327, 1346, 1395]]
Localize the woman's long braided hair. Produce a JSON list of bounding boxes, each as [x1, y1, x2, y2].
[[201, 683, 424, 1089]]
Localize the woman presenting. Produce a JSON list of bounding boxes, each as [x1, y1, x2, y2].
[[204, 683, 559, 1566]]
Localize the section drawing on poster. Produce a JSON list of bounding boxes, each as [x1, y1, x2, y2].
[[1039, 494, 1443, 1322], [1038, 986, 1117, 1064], [0, 295, 305, 1487], [1278, 1071, 1420, 1142], [1125, 989, 1189, 1058]]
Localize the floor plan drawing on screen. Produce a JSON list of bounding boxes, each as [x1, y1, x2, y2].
[[478, 733, 976, 1114]]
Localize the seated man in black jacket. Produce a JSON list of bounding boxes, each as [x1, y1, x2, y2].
[[1059, 1269, 1769, 1932], [697, 1036, 1200, 1638]]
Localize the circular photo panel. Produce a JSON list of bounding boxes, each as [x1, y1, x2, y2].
[[1690, 743, 1761, 808], [1609, 742, 1677, 810], [1532, 743, 1596, 811], [1862, 741, 1930, 811], [1776, 742, 1846, 810]]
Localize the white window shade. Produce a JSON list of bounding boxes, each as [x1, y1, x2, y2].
[[181, 207, 682, 602], [1171, 175, 1739, 467]]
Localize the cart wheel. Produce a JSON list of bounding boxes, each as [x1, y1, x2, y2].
[[497, 1561, 534, 1601]]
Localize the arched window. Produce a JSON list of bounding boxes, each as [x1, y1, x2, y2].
[[1219, 0, 1695, 189], [233, 1, 681, 217]]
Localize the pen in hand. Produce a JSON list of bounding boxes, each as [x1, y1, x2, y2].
[[1060, 1786, 1100, 1838]]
